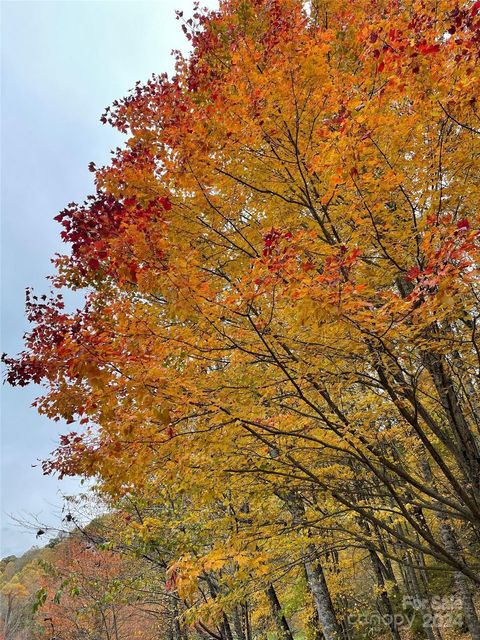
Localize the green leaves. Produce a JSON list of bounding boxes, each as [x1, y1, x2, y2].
[[32, 587, 48, 614]]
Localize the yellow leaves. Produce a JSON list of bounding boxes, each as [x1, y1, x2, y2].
[[201, 549, 228, 573], [8, 4, 480, 633], [1, 580, 29, 598], [167, 557, 201, 601], [152, 404, 171, 425], [131, 517, 163, 541], [381, 168, 405, 190]]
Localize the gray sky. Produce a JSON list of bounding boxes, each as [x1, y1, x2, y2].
[[1, 0, 215, 558]]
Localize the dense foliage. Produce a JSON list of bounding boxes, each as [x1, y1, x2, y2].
[[4, 1, 480, 639], [1, 521, 168, 640]]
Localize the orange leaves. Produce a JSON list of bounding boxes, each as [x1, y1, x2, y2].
[[6, 1, 480, 422], [4, 4, 480, 626], [31, 535, 166, 640]]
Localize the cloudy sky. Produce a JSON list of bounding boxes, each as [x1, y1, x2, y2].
[[1, 0, 215, 558]]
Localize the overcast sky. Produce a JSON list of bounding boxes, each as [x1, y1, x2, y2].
[[1, 0, 216, 558]]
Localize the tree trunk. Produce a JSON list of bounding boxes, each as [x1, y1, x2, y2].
[[232, 605, 246, 640], [221, 613, 234, 640], [357, 516, 401, 640], [275, 490, 342, 640], [422, 350, 480, 495], [440, 522, 480, 640], [420, 456, 480, 640], [243, 603, 252, 640], [368, 544, 402, 640], [265, 584, 295, 640], [172, 597, 185, 640], [304, 546, 342, 640]]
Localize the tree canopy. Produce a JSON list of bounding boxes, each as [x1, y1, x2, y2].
[[4, 1, 480, 639]]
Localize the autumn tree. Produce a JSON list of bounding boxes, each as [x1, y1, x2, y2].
[[4, 1, 480, 639], [32, 531, 167, 640], [1, 550, 45, 640]]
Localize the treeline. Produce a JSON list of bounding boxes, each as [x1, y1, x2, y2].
[[0, 498, 476, 640], [3, 1, 480, 639], [1, 522, 170, 640]]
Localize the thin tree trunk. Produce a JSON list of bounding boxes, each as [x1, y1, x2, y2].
[[276, 490, 342, 640], [440, 522, 480, 640], [265, 584, 295, 640], [232, 605, 246, 640], [304, 546, 342, 640], [173, 597, 184, 640], [244, 602, 252, 640], [357, 515, 402, 640], [422, 350, 480, 494], [368, 544, 402, 640], [221, 613, 234, 640], [420, 456, 480, 640], [390, 521, 438, 640]]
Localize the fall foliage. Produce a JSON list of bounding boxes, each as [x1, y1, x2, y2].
[[1, 519, 169, 640], [4, 1, 480, 639]]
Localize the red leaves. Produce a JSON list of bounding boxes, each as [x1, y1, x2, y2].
[[159, 196, 173, 211], [42, 430, 93, 479], [59, 432, 83, 447], [404, 214, 479, 308], [251, 228, 299, 293], [54, 194, 124, 274], [416, 42, 441, 55], [406, 266, 421, 282], [456, 219, 470, 231], [321, 246, 361, 287], [1, 352, 44, 387], [345, 247, 361, 263], [165, 566, 178, 592], [301, 261, 315, 272], [54, 191, 170, 281], [445, 4, 480, 57], [262, 227, 291, 257], [260, 228, 296, 280]]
